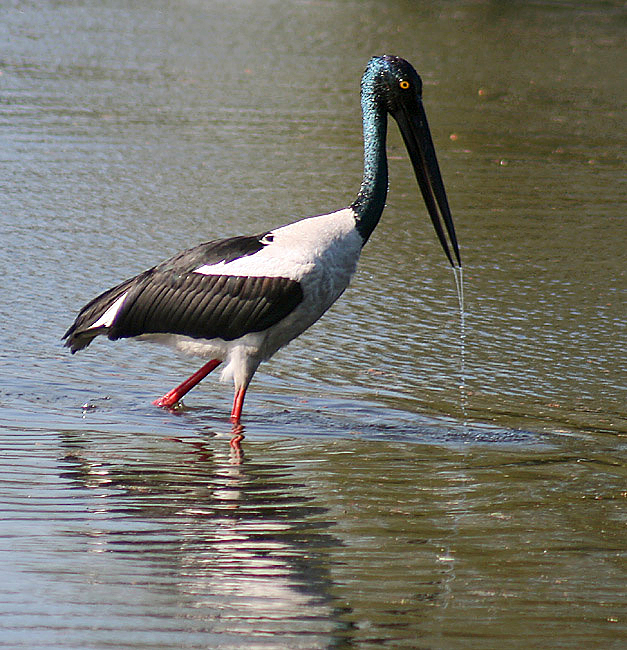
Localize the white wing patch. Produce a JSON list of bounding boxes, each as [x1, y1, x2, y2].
[[193, 260, 229, 275], [192, 208, 361, 281], [87, 291, 128, 330]]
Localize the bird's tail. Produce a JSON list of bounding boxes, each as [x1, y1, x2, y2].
[[63, 277, 139, 353]]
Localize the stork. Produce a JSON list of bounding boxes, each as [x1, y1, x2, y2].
[[64, 55, 461, 447]]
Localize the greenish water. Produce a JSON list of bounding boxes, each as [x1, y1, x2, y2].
[[1, 1, 625, 648]]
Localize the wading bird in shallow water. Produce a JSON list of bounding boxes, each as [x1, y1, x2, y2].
[[64, 55, 461, 451]]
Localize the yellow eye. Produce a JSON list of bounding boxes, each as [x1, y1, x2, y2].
[[399, 80, 410, 89]]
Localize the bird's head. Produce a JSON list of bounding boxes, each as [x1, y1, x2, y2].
[[363, 54, 423, 114], [362, 55, 461, 267]]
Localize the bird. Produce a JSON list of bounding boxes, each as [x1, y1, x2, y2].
[[64, 55, 461, 446]]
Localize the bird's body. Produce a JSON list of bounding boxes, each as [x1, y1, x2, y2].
[[66, 208, 362, 393], [64, 55, 461, 440]]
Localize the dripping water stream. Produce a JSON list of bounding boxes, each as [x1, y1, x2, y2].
[[451, 265, 467, 428]]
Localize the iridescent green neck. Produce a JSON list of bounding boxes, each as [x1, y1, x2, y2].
[[351, 82, 389, 245]]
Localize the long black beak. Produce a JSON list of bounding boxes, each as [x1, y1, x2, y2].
[[393, 100, 461, 267]]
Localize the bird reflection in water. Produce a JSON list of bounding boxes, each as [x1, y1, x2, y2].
[[56, 430, 350, 645], [170, 424, 245, 463], [229, 424, 245, 463]]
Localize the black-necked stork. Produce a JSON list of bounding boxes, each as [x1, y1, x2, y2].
[[64, 55, 461, 440]]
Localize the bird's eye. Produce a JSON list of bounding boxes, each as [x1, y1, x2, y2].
[[399, 80, 410, 89]]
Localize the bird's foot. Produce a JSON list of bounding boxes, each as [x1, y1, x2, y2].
[[152, 393, 182, 409]]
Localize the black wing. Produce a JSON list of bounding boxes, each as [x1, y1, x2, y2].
[[154, 234, 269, 274], [64, 234, 302, 352], [109, 271, 302, 342]]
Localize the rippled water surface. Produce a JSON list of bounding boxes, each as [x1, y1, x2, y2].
[[1, 1, 625, 648]]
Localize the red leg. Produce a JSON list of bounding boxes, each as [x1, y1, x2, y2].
[[230, 386, 248, 425], [153, 359, 221, 408], [229, 388, 247, 458]]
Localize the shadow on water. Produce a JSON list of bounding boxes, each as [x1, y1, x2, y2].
[[75, 387, 550, 450]]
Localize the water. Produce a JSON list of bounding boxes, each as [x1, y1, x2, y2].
[[1, 1, 626, 648]]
